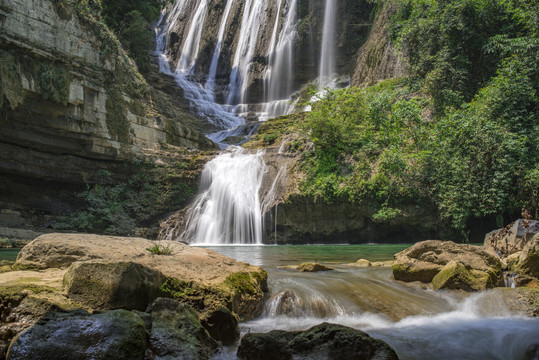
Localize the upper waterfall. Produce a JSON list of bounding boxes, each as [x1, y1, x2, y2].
[[319, 0, 337, 90]]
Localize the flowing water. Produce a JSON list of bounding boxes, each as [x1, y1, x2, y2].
[[181, 147, 266, 245], [318, 0, 337, 90], [202, 245, 539, 360]]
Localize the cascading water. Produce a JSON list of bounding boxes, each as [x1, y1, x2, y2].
[[319, 0, 337, 90], [260, 0, 298, 120], [181, 146, 266, 245]]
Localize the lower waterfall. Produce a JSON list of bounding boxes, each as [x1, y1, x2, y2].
[[181, 147, 266, 245]]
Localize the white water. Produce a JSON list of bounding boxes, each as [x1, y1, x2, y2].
[[227, 0, 268, 105], [206, 246, 539, 360], [205, 0, 235, 94], [260, 0, 298, 120], [318, 0, 337, 90], [181, 147, 266, 245], [155, 1, 244, 146]]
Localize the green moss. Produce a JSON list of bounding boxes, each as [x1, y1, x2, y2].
[[0, 50, 24, 111], [105, 85, 130, 143], [224, 272, 260, 296], [432, 262, 491, 291], [39, 63, 70, 106]]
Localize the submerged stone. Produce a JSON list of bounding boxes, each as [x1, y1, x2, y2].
[[296, 263, 334, 272]]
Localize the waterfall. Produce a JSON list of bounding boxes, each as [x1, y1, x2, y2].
[[319, 0, 337, 90], [181, 147, 266, 245], [155, 0, 244, 144], [261, 0, 298, 120], [205, 0, 235, 94], [227, 0, 267, 105], [176, 0, 208, 73]]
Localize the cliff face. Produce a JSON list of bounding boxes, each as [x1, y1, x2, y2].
[[351, 2, 407, 87], [0, 0, 214, 232]]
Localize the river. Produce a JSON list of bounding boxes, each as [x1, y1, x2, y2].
[[202, 244, 539, 360]]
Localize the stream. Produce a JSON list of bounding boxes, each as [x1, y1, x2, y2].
[[202, 245, 539, 360]]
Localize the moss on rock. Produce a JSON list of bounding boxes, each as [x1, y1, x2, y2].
[[432, 261, 493, 292]]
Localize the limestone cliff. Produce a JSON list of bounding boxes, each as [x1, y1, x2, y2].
[[351, 2, 407, 87], [0, 0, 214, 233]]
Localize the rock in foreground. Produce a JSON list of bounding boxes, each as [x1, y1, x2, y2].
[[4, 233, 267, 349], [237, 322, 398, 360], [392, 240, 502, 291]]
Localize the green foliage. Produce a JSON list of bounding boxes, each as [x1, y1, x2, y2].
[[391, 0, 538, 113], [0, 237, 17, 248], [101, 0, 170, 72], [55, 163, 196, 236], [146, 242, 174, 255], [39, 63, 70, 106]]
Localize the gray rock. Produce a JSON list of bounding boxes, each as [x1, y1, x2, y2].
[[237, 322, 398, 360], [484, 219, 539, 256], [7, 310, 147, 360], [149, 298, 218, 360]]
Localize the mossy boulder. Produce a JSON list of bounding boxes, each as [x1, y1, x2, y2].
[[149, 298, 218, 360], [392, 240, 503, 290], [296, 263, 334, 272], [63, 261, 165, 311], [432, 261, 494, 292], [6, 310, 148, 360], [237, 322, 398, 360], [515, 233, 539, 279]]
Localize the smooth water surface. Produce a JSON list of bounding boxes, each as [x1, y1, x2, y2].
[[204, 244, 539, 360], [0, 248, 19, 262]]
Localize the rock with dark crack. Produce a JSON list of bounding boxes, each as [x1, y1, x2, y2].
[[237, 322, 399, 360], [149, 298, 218, 360]]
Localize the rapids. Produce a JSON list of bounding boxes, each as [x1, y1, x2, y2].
[[204, 245, 539, 360]]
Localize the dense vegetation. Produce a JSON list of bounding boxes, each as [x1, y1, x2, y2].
[[100, 0, 169, 71], [301, 0, 538, 238]]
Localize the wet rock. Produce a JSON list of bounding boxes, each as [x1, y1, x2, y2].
[[149, 298, 218, 360], [237, 322, 398, 360], [393, 240, 502, 290], [432, 261, 494, 291], [484, 219, 539, 256], [296, 263, 334, 272], [349, 259, 372, 267], [199, 306, 239, 345], [6, 310, 147, 360]]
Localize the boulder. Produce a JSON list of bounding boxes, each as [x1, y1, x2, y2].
[[432, 261, 494, 291], [11, 234, 268, 344], [63, 261, 165, 311], [149, 298, 218, 360], [6, 310, 147, 360], [484, 219, 539, 256], [516, 233, 539, 279], [392, 240, 502, 289], [237, 322, 398, 360], [296, 263, 334, 272]]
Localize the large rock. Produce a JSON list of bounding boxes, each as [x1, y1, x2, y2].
[[149, 298, 218, 360], [6, 310, 148, 360], [432, 261, 494, 291], [63, 261, 165, 311], [516, 233, 539, 279], [393, 240, 502, 290], [13, 233, 267, 343], [484, 219, 539, 256], [237, 322, 398, 360]]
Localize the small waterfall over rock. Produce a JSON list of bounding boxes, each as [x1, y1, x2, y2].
[[181, 147, 266, 245]]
